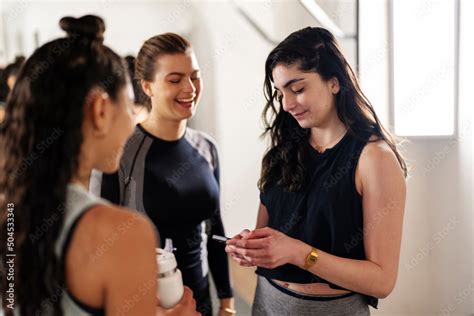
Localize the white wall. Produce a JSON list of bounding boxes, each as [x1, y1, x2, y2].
[[359, 0, 390, 124], [1, 1, 194, 60], [190, 1, 275, 236], [0, 12, 7, 66], [360, 0, 473, 315]]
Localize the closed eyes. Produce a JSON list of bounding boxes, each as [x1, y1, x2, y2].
[[274, 87, 304, 101], [169, 77, 201, 84]]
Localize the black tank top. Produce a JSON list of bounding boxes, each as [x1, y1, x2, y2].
[[257, 129, 378, 308]]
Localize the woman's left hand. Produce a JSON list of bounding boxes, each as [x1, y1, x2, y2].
[[226, 227, 302, 269]]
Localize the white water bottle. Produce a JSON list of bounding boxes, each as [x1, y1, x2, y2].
[[156, 239, 184, 308]]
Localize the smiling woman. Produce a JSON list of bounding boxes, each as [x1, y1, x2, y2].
[[225, 27, 407, 316], [100, 33, 235, 316]]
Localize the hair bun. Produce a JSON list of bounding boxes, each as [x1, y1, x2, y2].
[[60, 15, 105, 42]]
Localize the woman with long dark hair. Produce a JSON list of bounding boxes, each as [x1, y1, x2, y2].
[[226, 27, 407, 315], [100, 33, 235, 316], [0, 15, 198, 316]]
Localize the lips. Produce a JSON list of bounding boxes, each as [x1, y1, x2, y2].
[[292, 110, 308, 119], [175, 97, 195, 109]]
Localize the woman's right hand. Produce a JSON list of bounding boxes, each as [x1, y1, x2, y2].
[[158, 287, 201, 316], [225, 229, 255, 267]]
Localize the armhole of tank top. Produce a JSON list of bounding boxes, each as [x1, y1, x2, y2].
[[352, 134, 373, 199], [61, 204, 105, 315]]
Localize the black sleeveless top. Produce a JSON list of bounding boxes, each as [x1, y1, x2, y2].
[[257, 129, 378, 308]]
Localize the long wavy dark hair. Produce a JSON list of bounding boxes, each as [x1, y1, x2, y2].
[[0, 15, 127, 315], [259, 27, 407, 192]]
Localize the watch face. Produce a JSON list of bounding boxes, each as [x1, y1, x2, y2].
[[304, 248, 318, 269]]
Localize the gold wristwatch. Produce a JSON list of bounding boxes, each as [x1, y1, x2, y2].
[[303, 247, 319, 270]]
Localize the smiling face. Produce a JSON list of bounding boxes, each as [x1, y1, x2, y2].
[[272, 63, 340, 129], [142, 51, 201, 122]]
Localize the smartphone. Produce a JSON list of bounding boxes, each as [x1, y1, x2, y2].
[[212, 235, 230, 243]]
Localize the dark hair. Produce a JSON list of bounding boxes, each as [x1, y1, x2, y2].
[[4, 56, 26, 82], [124, 55, 150, 110], [0, 68, 8, 104], [0, 15, 127, 315], [2, 56, 25, 99], [259, 27, 407, 192], [135, 33, 191, 108]]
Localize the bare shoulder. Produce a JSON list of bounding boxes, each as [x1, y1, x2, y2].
[[84, 204, 154, 230], [65, 204, 158, 308], [355, 135, 406, 195], [359, 135, 402, 170], [78, 204, 157, 254]]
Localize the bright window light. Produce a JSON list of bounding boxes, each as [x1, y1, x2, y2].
[[392, 0, 458, 137]]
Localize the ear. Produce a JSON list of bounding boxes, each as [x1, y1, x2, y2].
[[330, 77, 340, 94], [87, 89, 114, 138], [141, 79, 153, 97]]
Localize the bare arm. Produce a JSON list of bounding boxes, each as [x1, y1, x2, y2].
[[102, 208, 159, 315], [229, 141, 406, 298], [69, 205, 199, 316], [295, 141, 406, 298], [102, 209, 200, 316]]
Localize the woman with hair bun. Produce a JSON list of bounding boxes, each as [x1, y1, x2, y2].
[[0, 15, 199, 316]]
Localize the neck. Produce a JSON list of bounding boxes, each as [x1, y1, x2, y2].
[[71, 150, 93, 190], [310, 119, 348, 152], [141, 111, 187, 141], [70, 169, 91, 190]]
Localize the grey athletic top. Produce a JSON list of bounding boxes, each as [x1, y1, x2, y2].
[[100, 124, 233, 298], [13, 184, 106, 315], [57, 183, 107, 315]]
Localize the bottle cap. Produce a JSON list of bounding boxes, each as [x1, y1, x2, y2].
[[156, 239, 178, 275], [156, 248, 178, 275]]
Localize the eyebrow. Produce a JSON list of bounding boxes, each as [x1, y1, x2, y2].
[[274, 78, 305, 91], [166, 70, 200, 77]]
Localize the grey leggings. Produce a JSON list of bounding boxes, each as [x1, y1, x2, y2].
[[252, 277, 370, 316]]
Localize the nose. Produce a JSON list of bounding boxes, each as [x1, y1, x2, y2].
[[183, 77, 196, 94], [281, 93, 296, 112]]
